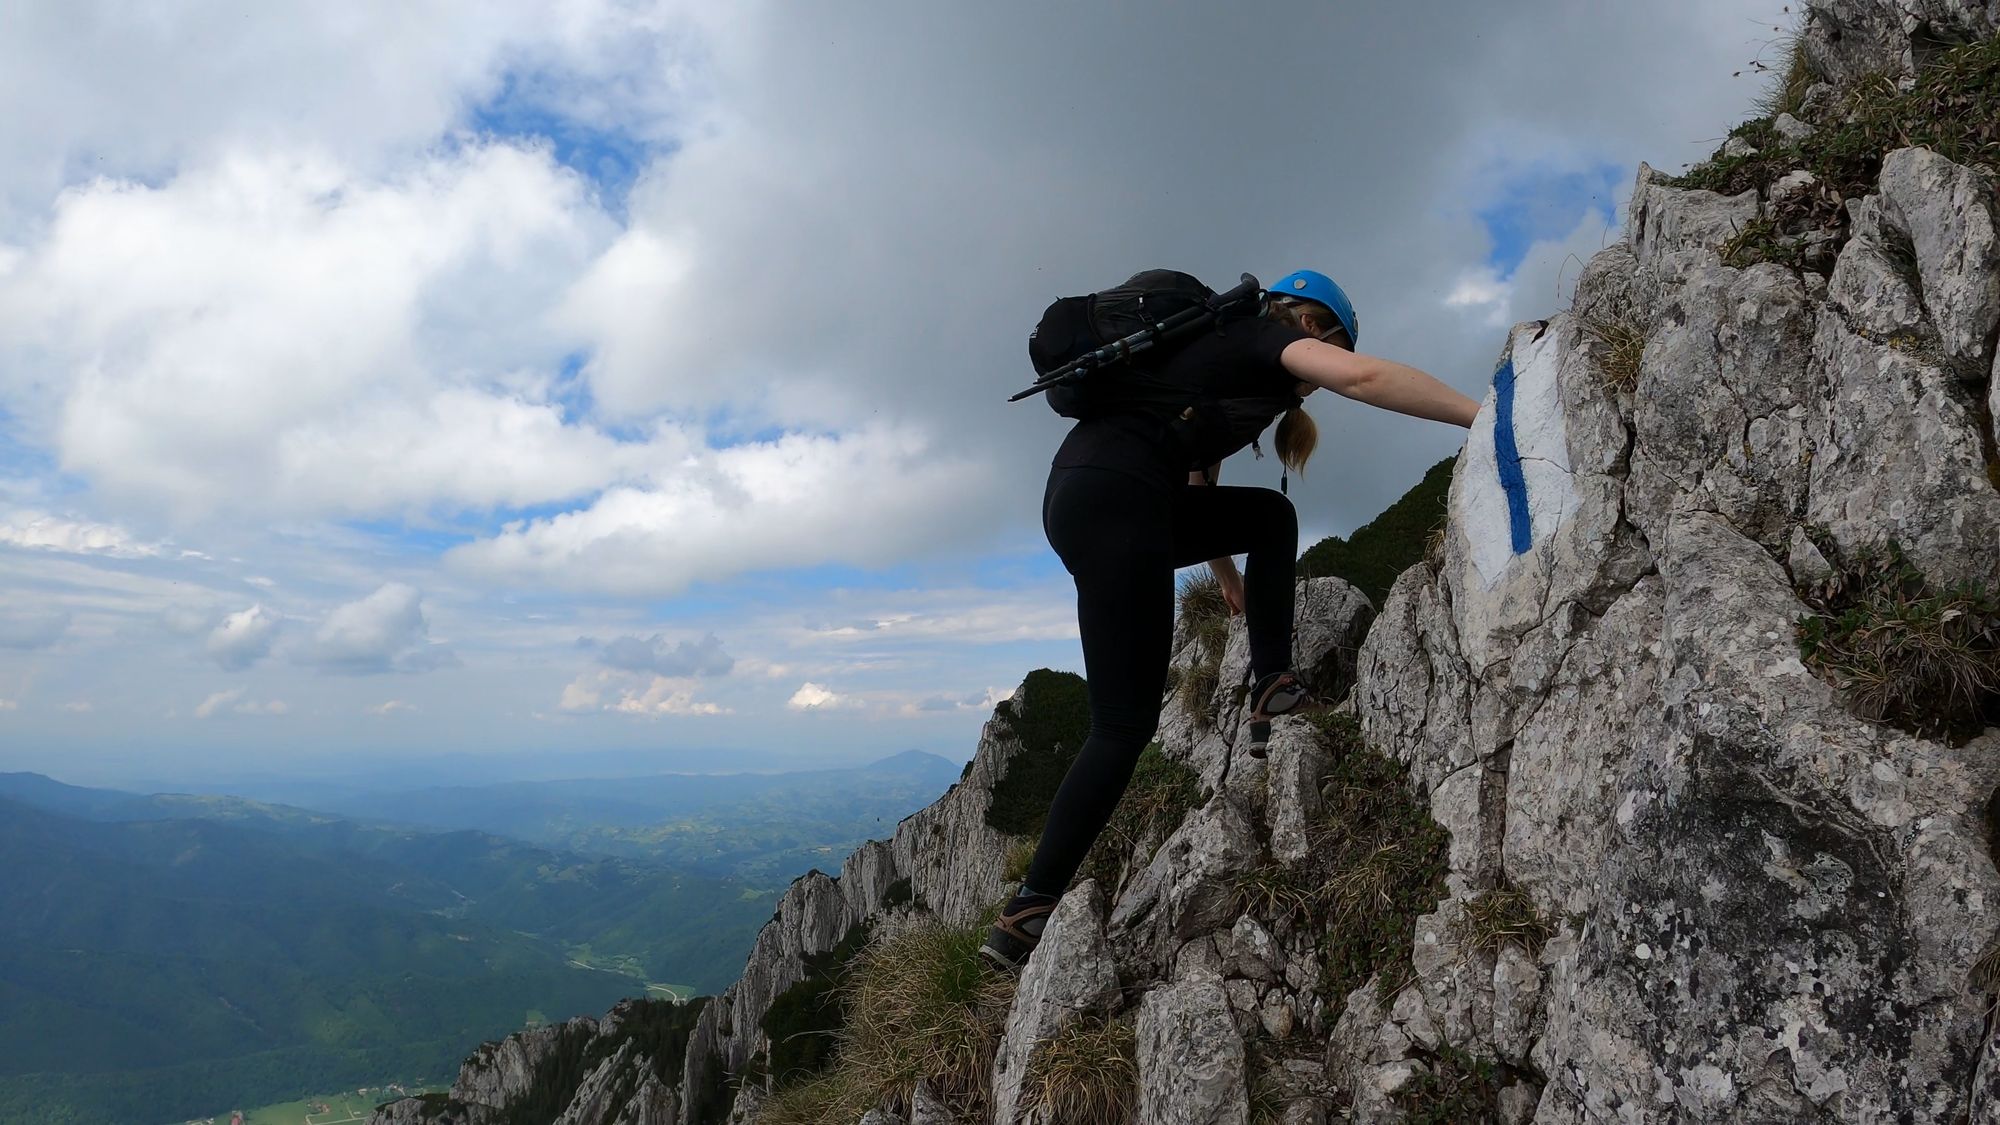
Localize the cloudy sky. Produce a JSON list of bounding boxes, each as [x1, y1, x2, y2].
[[0, 0, 1788, 786]]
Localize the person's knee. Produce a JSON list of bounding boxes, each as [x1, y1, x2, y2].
[[1251, 491, 1297, 543], [1089, 704, 1158, 748]]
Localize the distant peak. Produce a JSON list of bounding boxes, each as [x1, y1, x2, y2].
[[862, 749, 959, 773]]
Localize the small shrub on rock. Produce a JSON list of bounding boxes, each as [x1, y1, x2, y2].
[[1395, 1045, 1504, 1125], [1452, 883, 1555, 961], [985, 669, 1091, 835], [1796, 539, 2000, 744]]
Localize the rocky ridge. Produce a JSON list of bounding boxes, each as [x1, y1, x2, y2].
[[374, 2, 2000, 1120]]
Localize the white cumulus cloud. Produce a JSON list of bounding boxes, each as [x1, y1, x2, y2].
[[558, 669, 729, 716], [787, 682, 844, 710], [0, 510, 159, 557], [206, 604, 279, 670], [449, 425, 992, 596], [299, 583, 456, 674], [1, 144, 635, 521], [194, 688, 287, 718]]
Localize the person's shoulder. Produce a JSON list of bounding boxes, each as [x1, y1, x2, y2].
[[1219, 316, 1308, 365]]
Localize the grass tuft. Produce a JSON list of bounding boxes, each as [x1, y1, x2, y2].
[[1795, 538, 2000, 744], [762, 917, 1018, 1123], [1576, 309, 1647, 393], [1178, 657, 1223, 731], [1452, 884, 1554, 961], [1179, 568, 1232, 663], [756, 1068, 872, 1125], [1175, 568, 1232, 729], [836, 919, 1018, 1117], [1748, 26, 1814, 121], [1002, 836, 1038, 886], [1670, 36, 2000, 272], [1219, 711, 1451, 1017], [1307, 712, 1452, 1008], [1018, 1012, 1138, 1124]]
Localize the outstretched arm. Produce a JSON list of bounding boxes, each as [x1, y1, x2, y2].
[[1279, 338, 1481, 428]]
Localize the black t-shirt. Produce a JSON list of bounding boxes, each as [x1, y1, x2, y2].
[[1050, 316, 1308, 490]]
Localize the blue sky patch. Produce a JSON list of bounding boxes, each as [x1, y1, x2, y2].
[[468, 72, 661, 209], [1475, 162, 1624, 277]]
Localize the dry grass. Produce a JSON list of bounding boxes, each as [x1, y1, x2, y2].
[[1177, 659, 1222, 731], [1577, 311, 1647, 393], [756, 1069, 872, 1125], [1452, 884, 1555, 961], [759, 918, 1018, 1124], [838, 920, 1018, 1116], [1017, 1012, 1138, 1124], [1175, 568, 1232, 730], [1422, 520, 1449, 571], [1748, 25, 1814, 120], [1178, 568, 1231, 662], [1002, 836, 1038, 886]]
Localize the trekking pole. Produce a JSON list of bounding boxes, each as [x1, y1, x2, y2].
[[1008, 274, 1262, 402]]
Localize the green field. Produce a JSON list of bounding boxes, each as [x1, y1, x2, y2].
[[185, 1084, 441, 1125]]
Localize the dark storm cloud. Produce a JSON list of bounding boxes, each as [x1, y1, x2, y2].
[[579, 0, 1774, 550]]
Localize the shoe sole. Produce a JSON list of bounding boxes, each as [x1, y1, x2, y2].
[[978, 942, 1025, 973]]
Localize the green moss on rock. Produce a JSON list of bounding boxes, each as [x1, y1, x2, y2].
[[760, 920, 873, 1086], [984, 669, 1091, 836], [1298, 457, 1455, 609]]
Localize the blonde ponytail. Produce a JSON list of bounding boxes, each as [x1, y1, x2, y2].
[[1276, 405, 1317, 474]]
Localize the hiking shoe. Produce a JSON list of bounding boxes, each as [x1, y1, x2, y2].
[[978, 891, 1058, 973], [1245, 671, 1312, 758], [1250, 670, 1311, 719]]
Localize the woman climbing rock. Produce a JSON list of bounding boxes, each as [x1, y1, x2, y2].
[[981, 269, 1482, 972]]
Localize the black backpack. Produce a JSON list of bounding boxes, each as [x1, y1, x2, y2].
[[1025, 269, 1219, 420], [1016, 270, 1302, 485]]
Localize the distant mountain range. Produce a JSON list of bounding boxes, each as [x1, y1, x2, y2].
[[0, 751, 963, 1124], [257, 748, 967, 881]]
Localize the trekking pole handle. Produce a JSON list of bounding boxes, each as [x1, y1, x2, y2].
[[1209, 273, 1261, 312]]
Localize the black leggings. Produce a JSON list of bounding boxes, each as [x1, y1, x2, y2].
[[1024, 464, 1298, 896]]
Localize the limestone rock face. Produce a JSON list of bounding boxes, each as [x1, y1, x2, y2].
[[1802, 0, 1999, 84], [990, 881, 1121, 1125], [1137, 978, 1250, 1125], [1627, 164, 1758, 271], [554, 1041, 638, 1125], [1341, 92, 2000, 1119], [1809, 175, 2000, 590], [455, 1020, 593, 1115]]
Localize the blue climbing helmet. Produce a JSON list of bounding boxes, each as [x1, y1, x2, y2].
[[1268, 269, 1358, 348]]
